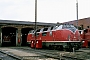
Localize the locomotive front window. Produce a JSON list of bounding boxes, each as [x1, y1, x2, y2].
[[62, 24, 76, 32], [29, 30, 32, 33], [51, 26, 53, 30], [29, 30, 34, 33], [36, 29, 41, 32]]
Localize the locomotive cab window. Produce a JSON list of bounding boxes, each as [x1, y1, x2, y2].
[[42, 28, 48, 36], [29, 30, 34, 33], [36, 29, 41, 32], [43, 28, 48, 31], [36, 33, 39, 36], [42, 32, 47, 36], [35, 29, 41, 36]]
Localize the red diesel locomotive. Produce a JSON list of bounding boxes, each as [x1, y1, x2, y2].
[[27, 24, 81, 51], [79, 28, 90, 48]]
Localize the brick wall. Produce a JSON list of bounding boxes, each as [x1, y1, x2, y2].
[[65, 17, 90, 29]]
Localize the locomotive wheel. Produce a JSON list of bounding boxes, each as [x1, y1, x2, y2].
[[64, 47, 73, 52], [53, 45, 57, 50], [51, 45, 55, 50], [60, 45, 63, 51], [57, 45, 63, 51], [56, 45, 59, 50], [49, 45, 57, 50], [49, 45, 64, 50], [49, 45, 53, 50]]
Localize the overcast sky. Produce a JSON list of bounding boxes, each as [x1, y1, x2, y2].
[[0, 0, 90, 23]]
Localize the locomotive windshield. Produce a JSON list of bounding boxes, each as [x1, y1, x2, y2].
[[62, 24, 76, 32], [51, 26, 59, 30], [29, 30, 34, 33]]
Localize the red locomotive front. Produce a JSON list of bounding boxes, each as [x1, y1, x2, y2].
[[27, 30, 34, 46]]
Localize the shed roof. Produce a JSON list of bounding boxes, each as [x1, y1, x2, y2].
[[0, 20, 56, 26]]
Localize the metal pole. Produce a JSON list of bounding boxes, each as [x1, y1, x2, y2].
[[35, 0, 37, 48], [76, 0, 78, 29], [35, 0, 37, 29]]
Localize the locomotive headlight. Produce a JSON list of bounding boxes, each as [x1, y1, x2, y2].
[[82, 41, 85, 43], [36, 41, 38, 43], [32, 41, 33, 43]]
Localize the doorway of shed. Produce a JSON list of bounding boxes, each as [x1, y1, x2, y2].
[[21, 28, 33, 46], [2, 27, 17, 46]]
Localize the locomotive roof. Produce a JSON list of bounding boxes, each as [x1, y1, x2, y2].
[[28, 23, 76, 33]]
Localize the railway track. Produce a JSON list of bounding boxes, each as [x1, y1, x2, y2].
[[0, 47, 90, 60], [0, 50, 21, 60], [11, 47, 90, 60], [11, 47, 61, 60]]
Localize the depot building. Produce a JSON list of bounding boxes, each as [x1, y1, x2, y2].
[[0, 20, 55, 47], [0, 17, 90, 47]]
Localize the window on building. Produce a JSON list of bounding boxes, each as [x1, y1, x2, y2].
[[87, 26, 89, 28], [81, 25, 83, 29]]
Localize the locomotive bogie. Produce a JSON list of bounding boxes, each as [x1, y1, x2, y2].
[[41, 41, 81, 51]]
